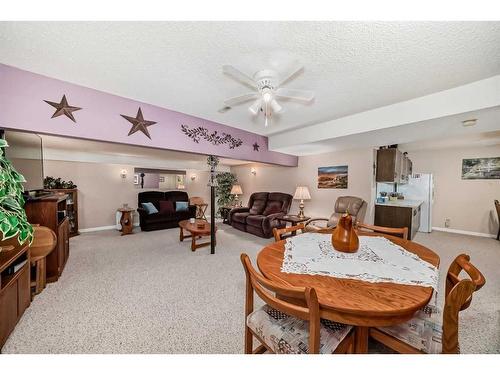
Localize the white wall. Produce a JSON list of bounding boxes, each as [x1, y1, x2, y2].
[[44, 160, 212, 230], [231, 148, 375, 221], [402, 144, 500, 236]]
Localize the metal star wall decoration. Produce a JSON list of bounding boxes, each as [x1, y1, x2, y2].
[[44, 95, 82, 123], [120, 107, 157, 139], [253, 142, 260, 151]]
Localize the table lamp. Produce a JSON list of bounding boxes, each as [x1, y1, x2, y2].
[[230, 184, 243, 207], [293, 186, 311, 219]]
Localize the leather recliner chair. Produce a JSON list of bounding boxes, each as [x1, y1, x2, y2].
[[229, 192, 292, 238], [305, 196, 367, 232]]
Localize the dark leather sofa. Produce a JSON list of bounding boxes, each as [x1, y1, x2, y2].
[[229, 192, 293, 238], [137, 191, 196, 231]]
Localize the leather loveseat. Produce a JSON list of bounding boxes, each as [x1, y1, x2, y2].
[[229, 192, 293, 238], [137, 191, 196, 231]]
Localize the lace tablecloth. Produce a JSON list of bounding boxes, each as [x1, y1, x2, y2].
[[281, 233, 438, 288]]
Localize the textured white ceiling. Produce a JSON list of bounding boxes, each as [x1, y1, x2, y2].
[[1, 21, 499, 137]]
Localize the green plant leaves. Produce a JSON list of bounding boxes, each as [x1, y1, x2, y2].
[[215, 172, 238, 217], [0, 140, 33, 245]]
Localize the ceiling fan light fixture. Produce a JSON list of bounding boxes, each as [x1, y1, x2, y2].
[[262, 88, 273, 103], [248, 98, 262, 115], [222, 62, 314, 127], [270, 99, 283, 113]]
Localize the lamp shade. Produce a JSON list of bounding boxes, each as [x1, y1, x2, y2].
[[293, 186, 311, 200], [230, 184, 243, 195]]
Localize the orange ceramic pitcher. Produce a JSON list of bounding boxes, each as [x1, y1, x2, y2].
[[331, 212, 359, 253]]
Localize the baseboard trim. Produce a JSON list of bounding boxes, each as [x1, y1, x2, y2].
[[79, 225, 117, 233], [432, 227, 496, 239], [80, 223, 140, 233]]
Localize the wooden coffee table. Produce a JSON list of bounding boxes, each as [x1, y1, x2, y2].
[[179, 219, 217, 252]]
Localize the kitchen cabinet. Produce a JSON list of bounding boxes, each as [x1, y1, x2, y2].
[[374, 202, 422, 240], [376, 148, 413, 184]]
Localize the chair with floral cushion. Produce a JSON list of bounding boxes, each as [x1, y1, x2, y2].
[[240, 253, 354, 354], [369, 253, 485, 354]]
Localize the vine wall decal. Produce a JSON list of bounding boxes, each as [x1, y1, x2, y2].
[[180, 124, 243, 149]]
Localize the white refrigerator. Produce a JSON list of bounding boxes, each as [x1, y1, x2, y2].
[[397, 173, 434, 233]]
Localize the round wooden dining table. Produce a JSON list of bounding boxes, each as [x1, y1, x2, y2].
[[256, 231, 440, 353]]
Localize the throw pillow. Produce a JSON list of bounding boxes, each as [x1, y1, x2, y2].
[[176, 201, 189, 212], [141, 202, 159, 214], [159, 200, 174, 214], [263, 201, 283, 216]]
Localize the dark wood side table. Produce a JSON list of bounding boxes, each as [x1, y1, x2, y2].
[[118, 208, 135, 235], [278, 215, 311, 235], [220, 206, 235, 224]]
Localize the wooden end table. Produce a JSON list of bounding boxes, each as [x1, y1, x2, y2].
[[278, 215, 311, 234], [118, 208, 135, 235], [179, 219, 217, 251], [220, 206, 235, 224]]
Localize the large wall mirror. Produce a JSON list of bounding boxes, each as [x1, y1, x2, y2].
[[2, 130, 44, 191], [134, 168, 186, 190]]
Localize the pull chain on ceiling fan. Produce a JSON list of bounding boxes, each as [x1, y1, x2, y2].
[[221, 60, 315, 127]]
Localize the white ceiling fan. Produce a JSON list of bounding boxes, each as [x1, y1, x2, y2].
[[221, 61, 315, 127]]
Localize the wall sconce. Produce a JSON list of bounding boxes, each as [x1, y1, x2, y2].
[[120, 169, 127, 179], [190, 174, 197, 181], [251, 167, 257, 176]]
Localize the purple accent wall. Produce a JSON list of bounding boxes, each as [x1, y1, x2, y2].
[[0, 64, 297, 167]]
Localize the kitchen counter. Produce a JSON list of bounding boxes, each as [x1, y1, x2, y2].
[[375, 199, 423, 208]]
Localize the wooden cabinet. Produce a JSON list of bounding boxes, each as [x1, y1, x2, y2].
[[0, 243, 30, 350], [374, 204, 422, 240], [57, 218, 70, 274], [48, 189, 79, 237], [376, 148, 402, 183], [376, 148, 413, 184], [24, 194, 70, 282]]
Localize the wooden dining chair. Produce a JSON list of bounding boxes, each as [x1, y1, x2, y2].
[[240, 253, 354, 354], [495, 200, 500, 240], [356, 222, 408, 240], [369, 253, 485, 354], [273, 223, 306, 242]]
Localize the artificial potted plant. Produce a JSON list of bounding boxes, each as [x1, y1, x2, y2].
[[0, 139, 33, 247], [215, 172, 238, 215]]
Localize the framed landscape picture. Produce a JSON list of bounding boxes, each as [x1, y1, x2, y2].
[[318, 165, 348, 188], [462, 157, 500, 180]]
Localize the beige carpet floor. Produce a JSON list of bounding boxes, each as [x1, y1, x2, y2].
[[3, 225, 499, 353]]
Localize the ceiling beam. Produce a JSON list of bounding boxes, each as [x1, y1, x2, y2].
[[269, 75, 500, 153]]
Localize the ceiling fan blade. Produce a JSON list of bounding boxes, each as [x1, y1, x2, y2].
[[270, 99, 283, 113], [275, 88, 315, 102], [278, 60, 304, 86], [224, 93, 259, 106], [222, 65, 258, 89], [248, 98, 263, 115]]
